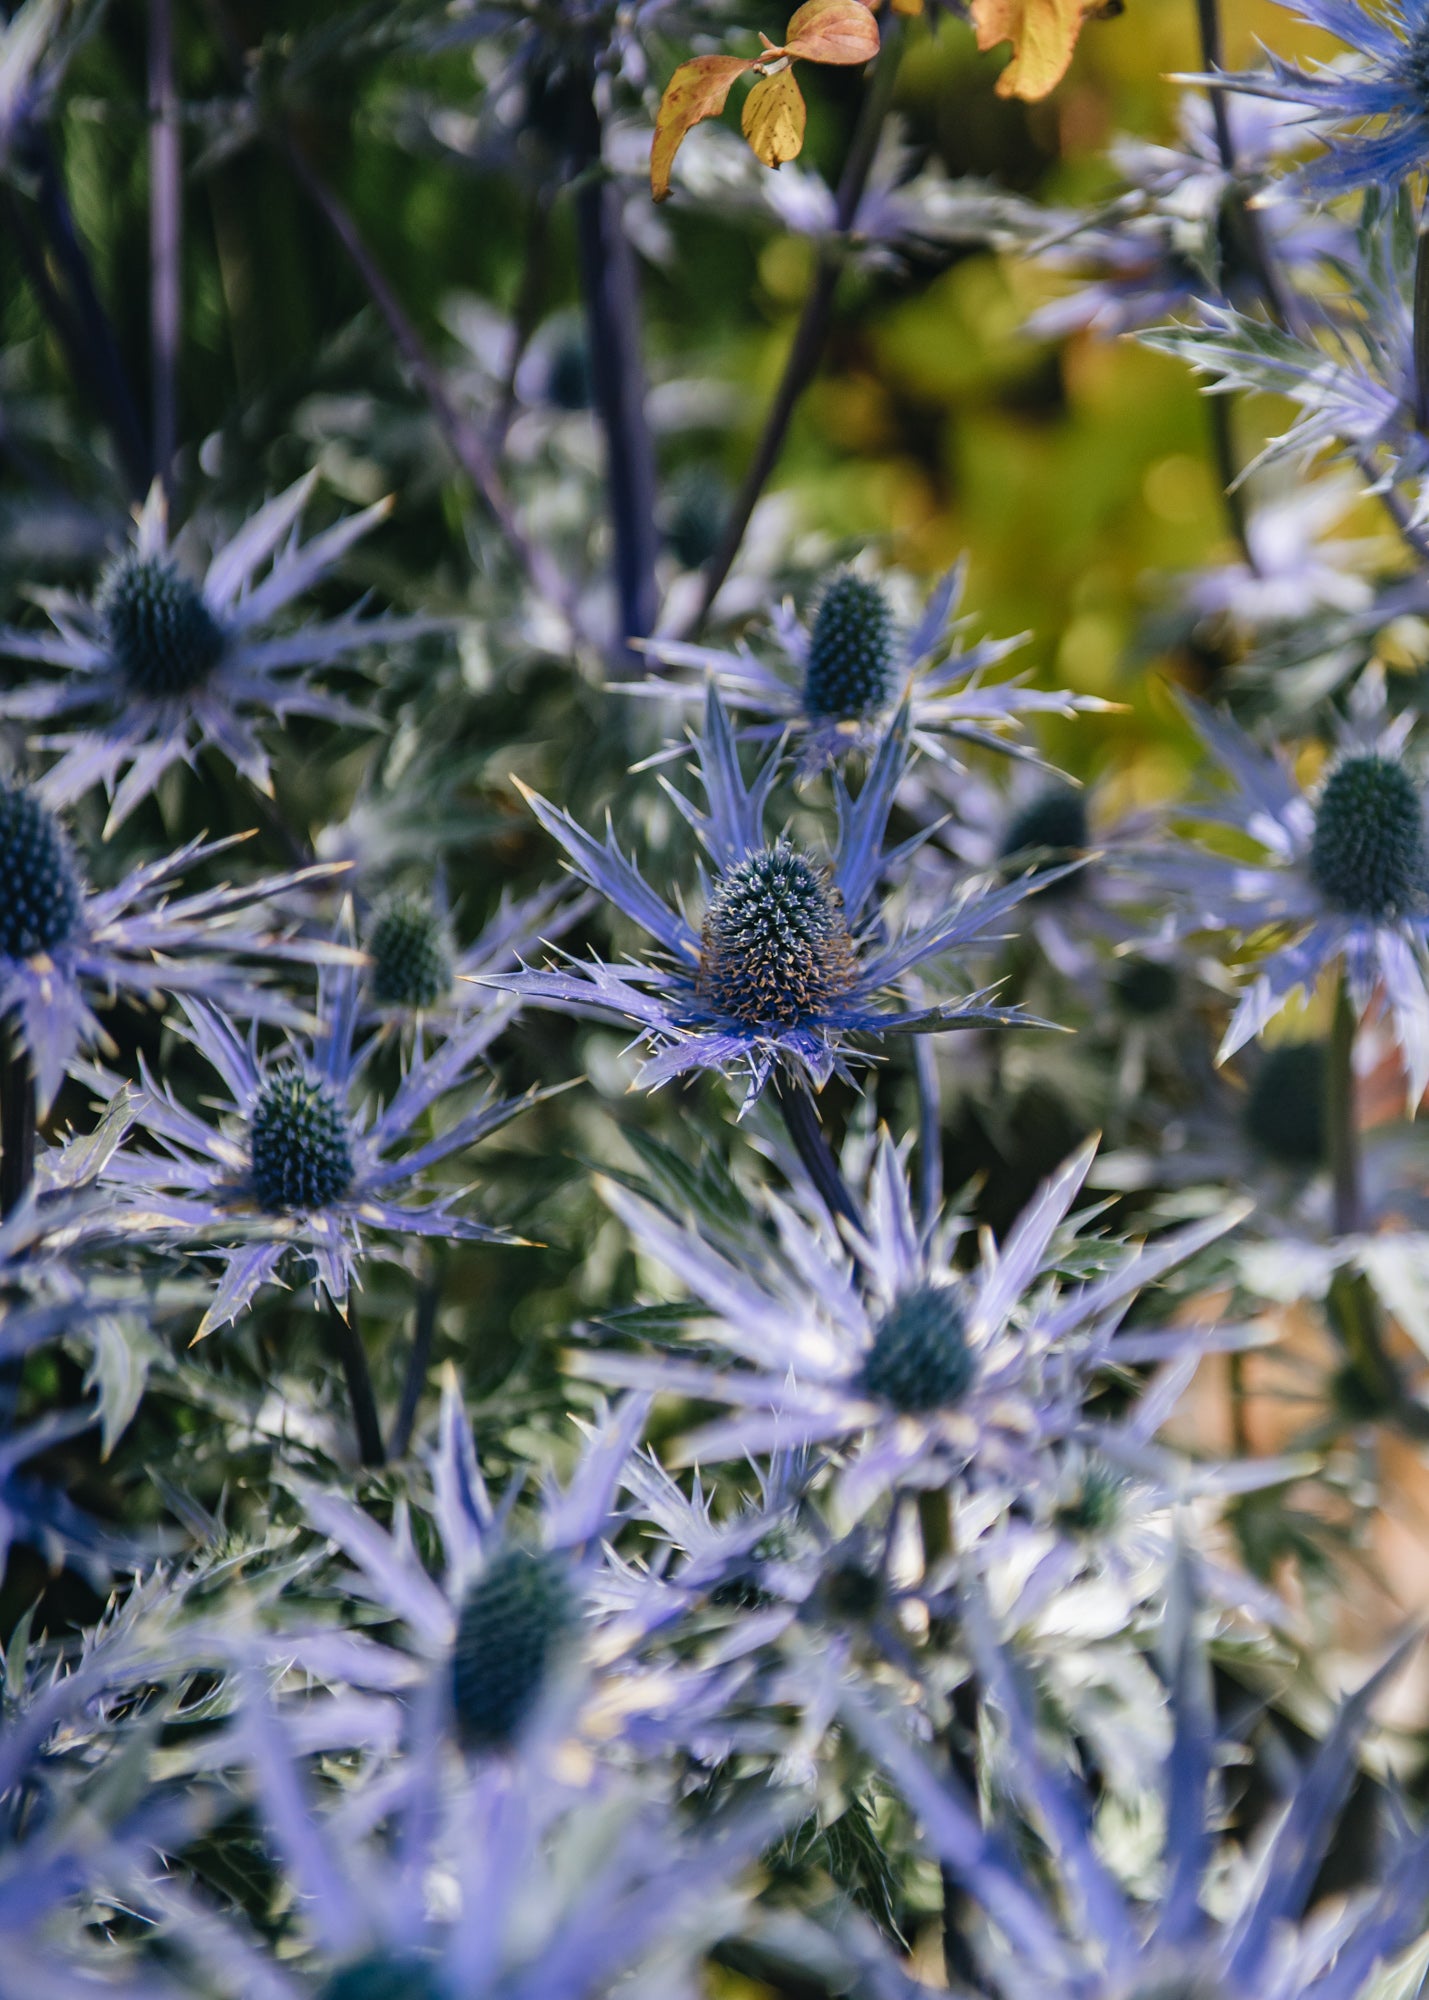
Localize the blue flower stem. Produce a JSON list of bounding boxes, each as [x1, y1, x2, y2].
[[573, 131, 660, 662], [327, 1296, 385, 1468], [1327, 969, 1362, 1238], [388, 1258, 441, 1461], [690, 16, 906, 634], [147, 0, 181, 494], [773, 1076, 864, 1250]]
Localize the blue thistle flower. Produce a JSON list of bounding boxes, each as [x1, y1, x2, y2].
[[0, 473, 429, 833], [1171, 681, 1429, 1102], [281, 1381, 709, 1763], [0, 779, 342, 1113], [588, 1134, 1249, 1518], [1209, 0, 1429, 198], [841, 1573, 1429, 2000], [635, 563, 1108, 773], [364, 893, 456, 1013], [489, 690, 1057, 1103], [92, 939, 533, 1337]]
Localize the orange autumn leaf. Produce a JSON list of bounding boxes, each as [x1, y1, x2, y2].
[[650, 53, 758, 201], [970, 0, 1088, 100], [742, 65, 808, 170], [783, 0, 881, 61]]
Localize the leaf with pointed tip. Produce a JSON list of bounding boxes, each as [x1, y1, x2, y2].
[[651, 54, 758, 201], [971, 0, 1087, 99], [742, 66, 808, 170], [784, 0, 881, 62]]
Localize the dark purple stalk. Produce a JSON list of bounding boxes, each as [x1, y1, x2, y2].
[[328, 1296, 385, 1469], [913, 1035, 942, 1232], [0, 1032, 36, 1429], [773, 1074, 864, 1247], [282, 141, 581, 634], [17, 133, 150, 499], [690, 17, 905, 633], [574, 163, 660, 661], [148, 0, 182, 492], [388, 1262, 441, 1461]]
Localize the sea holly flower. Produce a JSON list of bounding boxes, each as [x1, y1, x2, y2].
[[281, 1378, 720, 1761], [1210, 0, 1429, 198], [1181, 475, 1382, 631], [1142, 194, 1429, 521], [1023, 94, 1340, 345], [490, 691, 1052, 1103], [361, 874, 592, 1028], [1171, 683, 1429, 1101], [0, 778, 342, 1112], [839, 1581, 1429, 2000], [0, 472, 423, 832], [123, 1670, 779, 2000], [650, 0, 881, 203], [585, 1133, 1247, 1519], [637, 563, 1107, 773], [95, 946, 533, 1337]]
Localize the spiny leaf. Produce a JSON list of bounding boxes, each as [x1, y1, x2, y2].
[[784, 0, 881, 62], [971, 0, 1093, 100], [651, 53, 758, 201], [742, 65, 808, 171]]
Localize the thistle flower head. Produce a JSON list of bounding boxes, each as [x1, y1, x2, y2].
[[1243, 1041, 1326, 1170], [0, 781, 82, 959], [804, 572, 897, 722], [861, 1283, 975, 1414], [99, 955, 527, 1338], [318, 1960, 443, 2000], [97, 551, 225, 699], [365, 892, 454, 1011], [1309, 752, 1424, 917], [1176, 691, 1429, 1107], [0, 472, 410, 833], [1001, 785, 1090, 873], [248, 1069, 356, 1215], [451, 1545, 576, 1751], [697, 841, 855, 1031]]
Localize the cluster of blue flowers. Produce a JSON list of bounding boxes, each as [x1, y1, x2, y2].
[[6, 1, 1429, 1996]]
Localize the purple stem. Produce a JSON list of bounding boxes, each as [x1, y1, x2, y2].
[[148, 0, 182, 492]]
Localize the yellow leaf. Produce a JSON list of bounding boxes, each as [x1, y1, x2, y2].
[[970, 0, 1089, 100], [783, 0, 881, 63], [741, 66, 808, 170], [650, 54, 758, 202], [890, 0, 925, 12]]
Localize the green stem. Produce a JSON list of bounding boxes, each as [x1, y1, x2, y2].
[[1327, 970, 1362, 1238]]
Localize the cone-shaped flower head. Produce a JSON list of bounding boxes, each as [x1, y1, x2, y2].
[[860, 1282, 974, 1413], [803, 573, 898, 722], [318, 1962, 443, 2000], [450, 1545, 577, 1752], [365, 893, 455, 1011], [98, 551, 225, 699], [697, 841, 855, 1030], [248, 1069, 356, 1215], [1308, 752, 1425, 917], [1243, 1041, 1326, 1170], [0, 782, 82, 959]]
